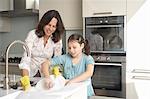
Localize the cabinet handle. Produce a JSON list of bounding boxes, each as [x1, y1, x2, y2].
[[132, 76, 150, 80], [86, 24, 122, 28], [94, 63, 122, 66], [93, 12, 112, 15], [132, 69, 150, 74]]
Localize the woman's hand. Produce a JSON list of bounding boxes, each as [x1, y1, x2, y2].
[[44, 77, 54, 89], [20, 76, 31, 91]]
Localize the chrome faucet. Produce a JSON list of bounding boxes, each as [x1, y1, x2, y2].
[[4, 40, 31, 90]]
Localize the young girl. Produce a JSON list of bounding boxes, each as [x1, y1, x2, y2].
[[41, 34, 95, 96]]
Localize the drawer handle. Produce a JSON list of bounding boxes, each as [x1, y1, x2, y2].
[[132, 76, 150, 80], [93, 12, 112, 15], [132, 69, 150, 74]]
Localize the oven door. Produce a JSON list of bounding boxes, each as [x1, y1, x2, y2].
[[85, 16, 124, 52], [85, 25, 124, 52], [92, 62, 124, 97]]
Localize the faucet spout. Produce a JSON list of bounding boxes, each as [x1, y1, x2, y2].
[[4, 40, 31, 90]]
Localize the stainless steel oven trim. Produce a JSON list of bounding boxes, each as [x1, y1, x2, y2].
[[94, 62, 122, 66], [91, 51, 125, 54], [86, 24, 122, 28]]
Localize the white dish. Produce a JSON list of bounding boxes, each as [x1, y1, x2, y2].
[[35, 75, 66, 91]]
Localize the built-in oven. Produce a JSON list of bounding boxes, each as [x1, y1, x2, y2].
[[84, 16, 126, 98], [85, 16, 125, 53], [91, 52, 126, 98]]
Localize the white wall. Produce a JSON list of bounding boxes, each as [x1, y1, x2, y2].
[[127, 0, 145, 21], [127, 0, 150, 71], [0, 16, 38, 56]]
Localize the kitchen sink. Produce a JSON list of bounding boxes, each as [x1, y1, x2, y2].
[[0, 78, 89, 99], [0, 88, 22, 99]]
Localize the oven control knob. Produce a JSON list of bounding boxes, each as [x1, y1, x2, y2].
[[105, 20, 108, 23], [96, 56, 101, 61], [106, 56, 111, 61], [99, 20, 103, 23]]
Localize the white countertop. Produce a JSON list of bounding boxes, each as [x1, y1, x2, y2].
[[0, 82, 89, 99]]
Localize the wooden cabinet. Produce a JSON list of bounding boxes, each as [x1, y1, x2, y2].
[[39, 0, 82, 30], [82, 0, 126, 17]]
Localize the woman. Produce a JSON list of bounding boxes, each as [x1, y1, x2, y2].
[[19, 10, 65, 90], [41, 34, 95, 97]]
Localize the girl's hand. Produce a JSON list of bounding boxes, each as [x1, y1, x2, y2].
[[44, 77, 54, 89], [65, 79, 72, 85]]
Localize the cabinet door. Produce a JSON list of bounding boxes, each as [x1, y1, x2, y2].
[[83, 0, 126, 17], [126, 72, 150, 99], [39, 0, 82, 30], [0, 0, 10, 11]]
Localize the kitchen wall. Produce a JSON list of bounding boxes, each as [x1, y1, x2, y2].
[[127, 0, 145, 21], [0, 16, 39, 57]]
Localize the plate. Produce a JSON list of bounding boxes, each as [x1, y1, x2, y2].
[[35, 75, 66, 91]]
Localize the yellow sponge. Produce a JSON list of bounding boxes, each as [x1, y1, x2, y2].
[[20, 76, 31, 91]]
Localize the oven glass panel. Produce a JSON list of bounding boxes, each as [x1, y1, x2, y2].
[[92, 64, 122, 91], [85, 16, 124, 52]]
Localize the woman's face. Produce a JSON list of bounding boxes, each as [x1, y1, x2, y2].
[[68, 40, 84, 58], [44, 17, 57, 37]]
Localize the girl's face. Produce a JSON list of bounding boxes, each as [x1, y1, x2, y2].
[[68, 40, 84, 58], [44, 17, 57, 37]]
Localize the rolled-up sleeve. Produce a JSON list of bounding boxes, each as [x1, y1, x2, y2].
[[18, 30, 36, 71]]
